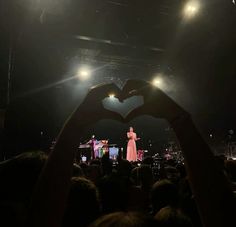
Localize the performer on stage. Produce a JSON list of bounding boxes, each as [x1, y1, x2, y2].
[[126, 127, 140, 162], [87, 135, 96, 159]]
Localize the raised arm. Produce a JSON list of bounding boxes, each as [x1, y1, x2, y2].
[[170, 113, 236, 227], [28, 84, 123, 227], [124, 79, 236, 227]]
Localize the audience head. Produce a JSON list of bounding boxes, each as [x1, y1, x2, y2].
[[142, 156, 154, 166], [151, 179, 179, 214], [155, 206, 193, 227], [88, 164, 102, 183], [0, 151, 47, 226], [164, 166, 180, 184], [63, 177, 100, 227], [90, 211, 157, 227], [0, 151, 47, 203], [72, 163, 84, 177], [117, 159, 132, 177]]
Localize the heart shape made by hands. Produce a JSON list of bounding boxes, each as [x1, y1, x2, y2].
[[102, 95, 144, 118], [97, 80, 149, 121], [83, 79, 183, 124], [83, 80, 155, 122]]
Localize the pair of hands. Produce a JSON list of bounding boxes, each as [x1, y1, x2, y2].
[[75, 79, 187, 125]]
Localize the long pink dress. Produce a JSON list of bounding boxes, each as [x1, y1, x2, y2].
[[126, 132, 137, 162]]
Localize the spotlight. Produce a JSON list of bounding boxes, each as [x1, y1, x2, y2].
[[77, 67, 91, 80], [152, 78, 162, 87], [80, 70, 89, 76], [183, 1, 200, 18], [109, 93, 115, 98]]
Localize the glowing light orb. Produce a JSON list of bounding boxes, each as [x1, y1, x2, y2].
[[77, 67, 91, 80], [109, 93, 115, 98], [183, 1, 200, 18], [152, 78, 162, 87]]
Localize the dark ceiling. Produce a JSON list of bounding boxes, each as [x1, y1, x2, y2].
[[0, 0, 234, 102]]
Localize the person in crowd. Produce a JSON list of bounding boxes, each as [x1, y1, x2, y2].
[[72, 163, 84, 177], [97, 165, 129, 213], [62, 177, 100, 227], [123, 80, 236, 226], [87, 135, 97, 160], [154, 206, 193, 227], [151, 179, 178, 215], [87, 164, 102, 184], [89, 211, 157, 227], [0, 151, 47, 227]]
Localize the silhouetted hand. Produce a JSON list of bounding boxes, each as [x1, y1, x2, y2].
[[29, 83, 125, 227], [73, 83, 124, 125], [122, 79, 188, 122]]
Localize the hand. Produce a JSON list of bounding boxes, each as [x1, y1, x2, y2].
[[72, 83, 124, 126], [28, 83, 124, 227], [122, 79, 188, 123]]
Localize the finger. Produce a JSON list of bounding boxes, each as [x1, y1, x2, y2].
[[89, 83, 121, 101], [122, 79, 151, 98], [123, 79, 148, 93]]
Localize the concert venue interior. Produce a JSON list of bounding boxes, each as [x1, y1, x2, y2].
[[0, 1, 236, 227]]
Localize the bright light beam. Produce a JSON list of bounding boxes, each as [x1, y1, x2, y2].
[[15, 75, 78, 99], [183, 1, 200, 18], [152, 77, 162, 87], [77, 67, 91, 81], [109, 93, 115, 98]]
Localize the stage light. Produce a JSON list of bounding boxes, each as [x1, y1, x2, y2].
[[109, 93, 115, 98], [183, 1, 200, 18], [77, 67, 91, 80], [152, 78, 162, 87], [80, 70, 89, 76]]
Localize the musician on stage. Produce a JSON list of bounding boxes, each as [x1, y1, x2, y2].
[[87, 135, 96, 159], [126, 127, 140, 162]]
